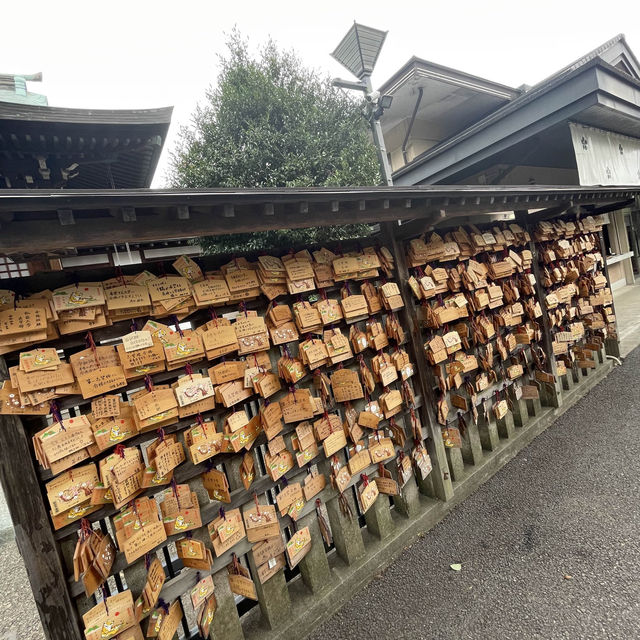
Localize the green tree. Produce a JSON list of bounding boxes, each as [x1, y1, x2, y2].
[[169, 30, 380, 254]]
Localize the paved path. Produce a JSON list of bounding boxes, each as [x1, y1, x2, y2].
[[311, 348, 640, 640], [1, 349, 639, 639], [613, 282, 640, 357]]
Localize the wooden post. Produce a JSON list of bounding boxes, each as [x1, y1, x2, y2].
[[382, 223, 454, 501], [0, 359, 83, 640], [525, 219, 562, 409], [599, 229, 621, 358]]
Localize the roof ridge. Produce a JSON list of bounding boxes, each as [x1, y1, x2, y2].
[[526, 33, 625, 90]]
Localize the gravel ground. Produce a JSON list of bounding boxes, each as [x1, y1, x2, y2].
[[311, 349, 640, 640], [0, 485, 13, 542], [1, 350, 639, 640], [0, 537, 45, 640]]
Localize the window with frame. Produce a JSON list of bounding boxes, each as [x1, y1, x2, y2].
[[0, 256, 31, 279]]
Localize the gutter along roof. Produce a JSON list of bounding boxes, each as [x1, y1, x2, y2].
[[0, 184, 638, 256]]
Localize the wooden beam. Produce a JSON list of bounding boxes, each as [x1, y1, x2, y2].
[[394, 209, 446, 240], [0, 205, 424, 255], [585, 198, 635, 216], [525, 200, 573, 224], [0, 357, 83, 640]]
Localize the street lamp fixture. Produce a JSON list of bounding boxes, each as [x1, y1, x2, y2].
[[331, 22, 393, 185]]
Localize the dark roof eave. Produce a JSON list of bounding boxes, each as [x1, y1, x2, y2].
[[2, 185, 638, 255], [0, 184, 638, 211], [0, 102, 173, 125]]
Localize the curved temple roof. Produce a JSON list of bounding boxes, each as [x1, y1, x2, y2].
[[0, 101, 173, 189]]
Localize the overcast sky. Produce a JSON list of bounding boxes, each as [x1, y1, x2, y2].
[[3, 0, 639, 186]]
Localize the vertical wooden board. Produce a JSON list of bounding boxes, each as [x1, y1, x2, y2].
[[382, 222, 454, 502], [0, 358, 83, 640], [525, 219, 562, 408]]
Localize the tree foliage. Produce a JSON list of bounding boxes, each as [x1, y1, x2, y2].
[[169, 30, 380, 254]]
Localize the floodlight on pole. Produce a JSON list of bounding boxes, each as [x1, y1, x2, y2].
[[331, 22, 393, 186]]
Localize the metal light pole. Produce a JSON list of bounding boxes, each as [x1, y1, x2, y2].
[[331, 23, 394, 186], [363, 76, 394, 186]]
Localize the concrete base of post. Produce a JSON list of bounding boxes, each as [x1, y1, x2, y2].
[[605, 336, 620, 358], [445, 446, 465, 481], [496, 411, 515, 439], [325, 492, 365, 566], [389, 467, 421, 520], [414, 469, 435, 498], [561, 372, 574, 393], [460, 421, 483, 466], [245, 500, 292, 630], [526, 396, 543, 417], [571, 365, 581, 385], [477, 412, 500, 451], [363, 493, 395, 541], [539, 381, 561, 408], [297, 511, 333, 594], [210, 568, 245, 640], [510, 395, 530, 428]]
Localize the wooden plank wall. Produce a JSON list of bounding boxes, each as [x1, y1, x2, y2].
[[0, 214, 616, 640]]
